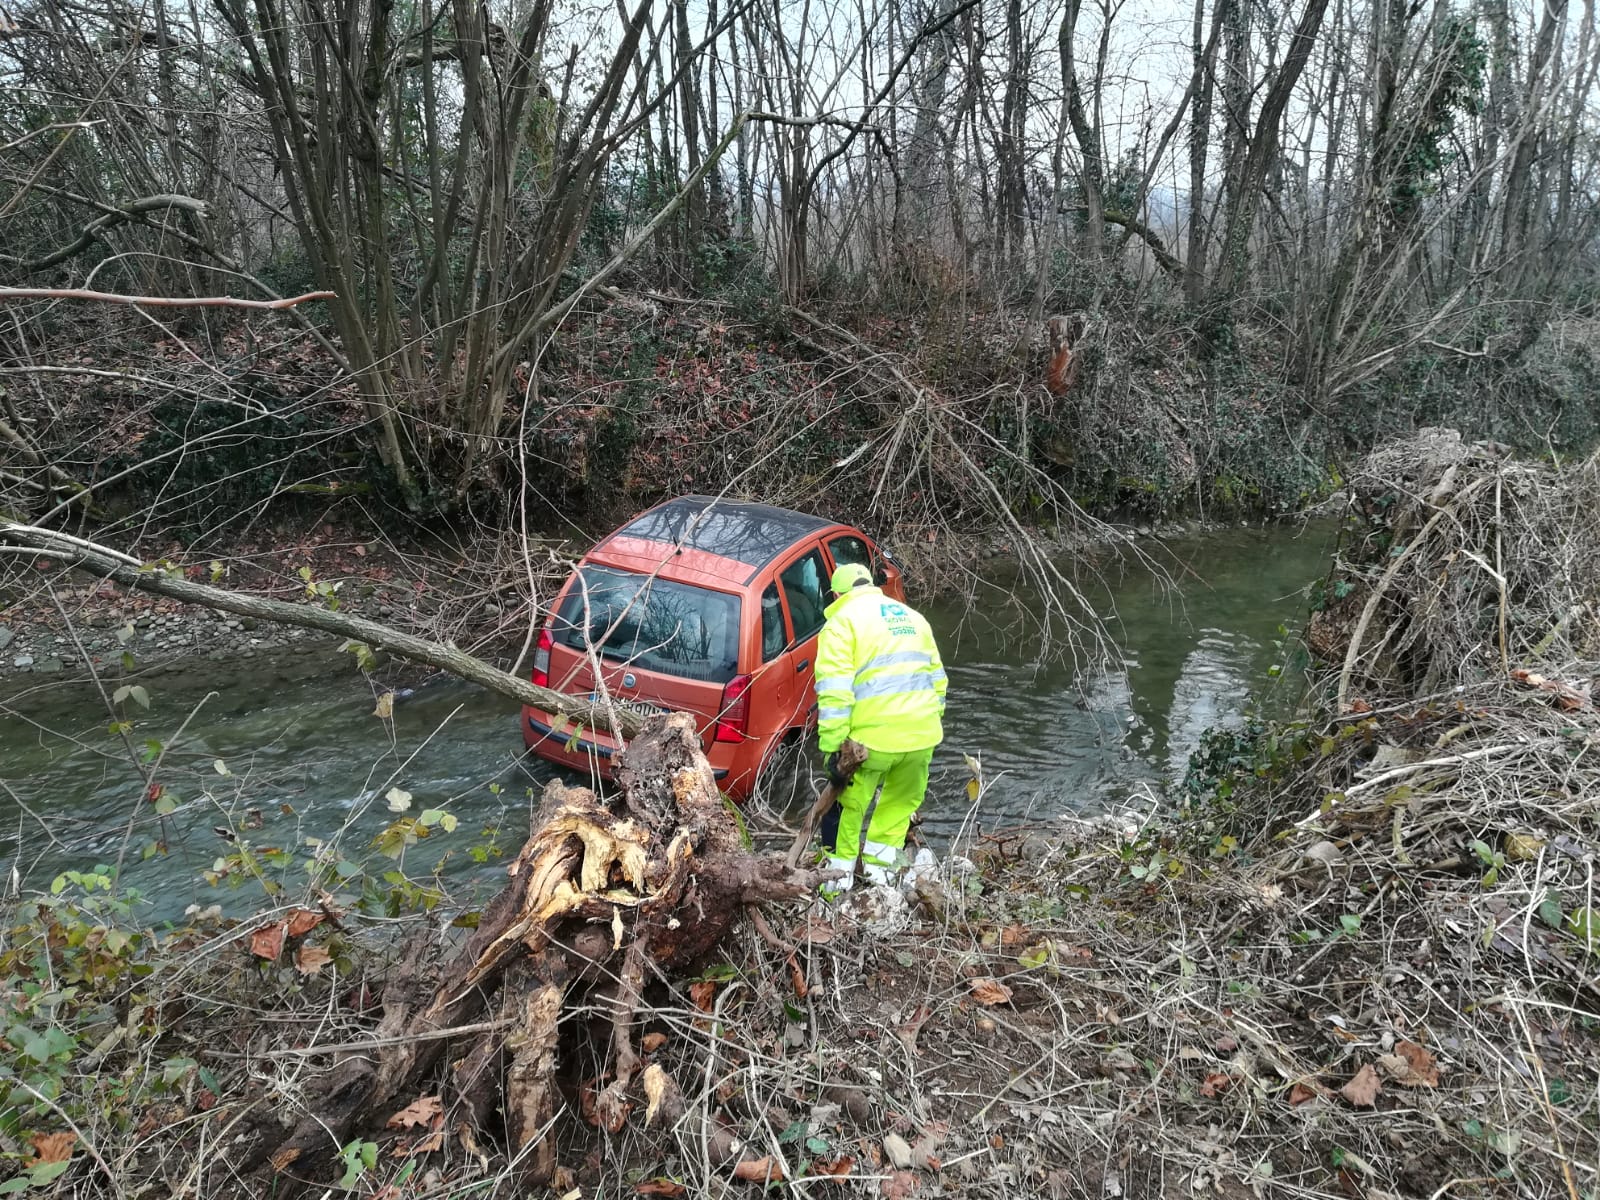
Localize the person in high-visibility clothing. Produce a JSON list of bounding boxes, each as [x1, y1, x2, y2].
[[814, 561, 947, 888]]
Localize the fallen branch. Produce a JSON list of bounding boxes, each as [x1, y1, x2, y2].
[[0, 523, 641, 735], [1103, 209, 1185, 278], [0, 286, 334, 310]]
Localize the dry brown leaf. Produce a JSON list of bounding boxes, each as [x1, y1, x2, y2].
[[29, 1131, 76, 1164], [909, 1121, 948, 1168], [1340, 1063, 1382, 1108], [641, 1032, 668, 1054], [247, 921, 287, 961], [285, 907, 328, 938], [634, 1181, 688, 1197], [386, 1094, 443, 1130], [792, 918, 835, 944], [373, 692, 394, 719], [688, 980, 717, 1012], [294, 944, 332, 976], [1288, 1081, 1322, 1106], [732, 1157, 784, 1183], [1393, 1040, 1441, 1087], [786, 952, 808, 999], [392, 1129, 444, 1157], [880, 1169, 918, 1199], [1199, 1072, 1234, 1098], [967, 977, 1012, 1006], [813, 1156, 855, 1178]]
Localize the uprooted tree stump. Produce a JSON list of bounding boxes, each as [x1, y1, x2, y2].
[[241, 711, 824, 1196]]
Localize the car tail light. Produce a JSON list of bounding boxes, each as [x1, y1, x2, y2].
[[531, 627, 552, 689], [714, 674, 752, 742]]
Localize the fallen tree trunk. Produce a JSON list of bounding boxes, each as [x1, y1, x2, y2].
[[0, 522, 641, 735], [233, 711, 822, 1198]]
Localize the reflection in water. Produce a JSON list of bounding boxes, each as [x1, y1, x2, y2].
[[0, 523, 1333, 916]]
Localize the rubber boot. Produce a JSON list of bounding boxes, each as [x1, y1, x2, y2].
[[821, 855, 856, 898], [860, 840, 900, 886]]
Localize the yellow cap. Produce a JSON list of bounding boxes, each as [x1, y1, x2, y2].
[[829, 562, 873, 594]]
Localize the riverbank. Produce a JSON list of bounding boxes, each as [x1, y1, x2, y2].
[[1, 780, 1589, 1199]]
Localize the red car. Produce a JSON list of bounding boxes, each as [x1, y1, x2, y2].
[[522, 495, 903, 800]]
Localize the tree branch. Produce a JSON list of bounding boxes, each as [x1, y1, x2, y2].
[[0, 524, 641, 736], [0, 194, 211, 272], [0, 287, 335, 310], [1101, 209, 1185, 278]]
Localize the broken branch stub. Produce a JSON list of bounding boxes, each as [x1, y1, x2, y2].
[[237, 711, 822, 1197]]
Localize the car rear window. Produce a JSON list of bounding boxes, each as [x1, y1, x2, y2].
[[555, 566, 742, 683]]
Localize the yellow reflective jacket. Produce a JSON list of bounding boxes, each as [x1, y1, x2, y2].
[[814, 586, 946, 754]]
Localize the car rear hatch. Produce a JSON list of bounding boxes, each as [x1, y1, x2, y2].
[[530, 563, 744, 753]]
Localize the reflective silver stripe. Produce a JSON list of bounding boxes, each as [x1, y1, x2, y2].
[[931, 668, 948, 686], [854, 672, 939, 699], [814, 675, 854, 697], [855, 649, 933, 679], [818, 706, 852, 722]]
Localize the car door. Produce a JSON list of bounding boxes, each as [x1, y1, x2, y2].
[[764, 543, 830, 733]]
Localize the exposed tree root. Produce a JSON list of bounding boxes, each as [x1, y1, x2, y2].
[[235, 711, 822, 1197]]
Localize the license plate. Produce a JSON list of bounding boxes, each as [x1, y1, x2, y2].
[[586, 692, 666, 721]]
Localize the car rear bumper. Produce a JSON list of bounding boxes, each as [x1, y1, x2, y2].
[[523, 710, 730, 781]]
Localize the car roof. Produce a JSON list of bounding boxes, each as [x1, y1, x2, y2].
[[596, 495, 838, 571]]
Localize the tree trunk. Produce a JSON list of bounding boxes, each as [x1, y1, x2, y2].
[[224, 711, 824, 1198]]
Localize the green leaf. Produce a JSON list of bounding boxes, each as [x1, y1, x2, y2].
[[120, 651, 135, 671], [1339, 913, 1361, 936], [1470, 839, 1495, 866], [213, 759, 230, 776], [805, 1135, 830, 1155], [27, 1161, 71, 1186], [1538, 897, 1564, 929], [386, 788, 413, 813], [298, 566, 313, 582], [777, 1119, 807, 1144], [1017, 944, 1050, 970]]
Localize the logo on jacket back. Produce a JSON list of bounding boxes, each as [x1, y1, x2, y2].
[[880, 603, 916, 637]]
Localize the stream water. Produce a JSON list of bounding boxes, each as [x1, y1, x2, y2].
[[0, 523, 1334, 919]]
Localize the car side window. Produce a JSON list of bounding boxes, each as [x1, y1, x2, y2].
[[760, 583, 788, 661], [828, 534, 885, 585], [779, 549, 827, 643]]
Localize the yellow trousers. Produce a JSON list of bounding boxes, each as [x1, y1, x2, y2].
[[828, 746, 934, 863]]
